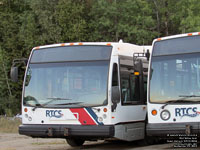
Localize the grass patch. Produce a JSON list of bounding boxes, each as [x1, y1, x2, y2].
[[0, 117, 21, 133]]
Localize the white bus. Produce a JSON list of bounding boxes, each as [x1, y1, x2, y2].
[[147, 32, 200, 138], [11, 42, 150, 146]]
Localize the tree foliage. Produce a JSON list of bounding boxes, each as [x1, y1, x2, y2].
[[0, 0, 199, 115]]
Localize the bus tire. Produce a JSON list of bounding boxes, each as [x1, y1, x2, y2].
[[66, 138, 85, 147]]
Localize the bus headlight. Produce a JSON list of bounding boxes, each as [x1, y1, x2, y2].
[[98, 117, 103, 122], [28, 116, 32, 121], [160, 110, 170, 121]]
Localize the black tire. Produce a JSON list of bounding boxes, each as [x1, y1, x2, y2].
[[66, 138, 85, 147]]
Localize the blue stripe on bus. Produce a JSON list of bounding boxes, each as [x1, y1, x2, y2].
[[85, 107, 104, 125]]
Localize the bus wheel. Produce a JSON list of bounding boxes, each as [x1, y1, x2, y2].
[[66, 138, 85, 147]]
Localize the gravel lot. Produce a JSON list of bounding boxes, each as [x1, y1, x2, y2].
[[0, 133, 199, 150]]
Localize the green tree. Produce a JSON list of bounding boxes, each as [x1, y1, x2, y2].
[[89, 0, 157, 44], [29, 0, 61, 45], [150, 0, 182, 37], [178, 0, 200, 33], [55, 0, 88, 42], [0, 0, 28, 115]]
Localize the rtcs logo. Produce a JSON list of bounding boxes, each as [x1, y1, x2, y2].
[[175, 107, 200, 118], [46, 110, 63, 118]]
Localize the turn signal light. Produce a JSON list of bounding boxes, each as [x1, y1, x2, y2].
[[24, 108, 28, 112], [103, 108, 107, 112], [151, 109, 157, 116]]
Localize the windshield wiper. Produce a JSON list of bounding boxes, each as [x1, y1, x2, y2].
[[32, 103, 44, 111], [161, 98, 200, 109], [179, 95, 200, 98], [42, 97, 72, 107], [55, 102, 83, 105], [32, 97, 72, 111], [47, 97, 72, 100]]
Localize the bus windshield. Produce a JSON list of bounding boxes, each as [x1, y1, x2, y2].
[[150, 53, 200, 103], [24, 46, 111, 107]]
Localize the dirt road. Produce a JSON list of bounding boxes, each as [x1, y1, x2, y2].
[[0, 133, 199, 150]]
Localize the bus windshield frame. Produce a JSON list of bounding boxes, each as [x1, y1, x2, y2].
[[23, 45, 112, 108], [149, 36, 200, 104]]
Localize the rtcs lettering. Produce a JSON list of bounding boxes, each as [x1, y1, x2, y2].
[[46, 110, 62, 118], [175, 107, 197, 117]]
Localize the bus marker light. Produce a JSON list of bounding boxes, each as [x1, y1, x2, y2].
[[107, 43, 111, 46], [112, 116, 115, 119], [78, 43, 83, 45], [61, 43, 65, 46], [69, 43, 74, 46], [35, 46, 40, 50], [157, 38, 162, 41], [198, 32, 200, 35], [151, 110, 157, 116], [134, 72, 140, 76], [188, 33, 193, 36]]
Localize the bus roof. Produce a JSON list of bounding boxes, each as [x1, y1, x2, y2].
[[33, 42, 151, 57], [153, 32, 200, 43], [33, 42, 151, 50]]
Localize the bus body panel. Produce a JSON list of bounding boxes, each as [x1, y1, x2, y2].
[[20, 42, 150, 142], [147, 32, 200, 137], [147, 103, 200, 123]]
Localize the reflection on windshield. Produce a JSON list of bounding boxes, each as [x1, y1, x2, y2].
[[24, 61, 109, 107], [150, 53, 200, 103]]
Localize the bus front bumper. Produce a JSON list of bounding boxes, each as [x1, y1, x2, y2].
[[147, 122, 199, 137], [19, 124, 114, 139]]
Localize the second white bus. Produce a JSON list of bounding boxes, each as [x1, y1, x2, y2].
[[147, 32, 200, 138]]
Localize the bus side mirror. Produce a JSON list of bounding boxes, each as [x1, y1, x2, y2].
[[111, 86, 120, 112], [10, 66, 19, 82]]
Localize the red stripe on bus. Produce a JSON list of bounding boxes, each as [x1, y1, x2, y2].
[[70, 108, 97, 125]]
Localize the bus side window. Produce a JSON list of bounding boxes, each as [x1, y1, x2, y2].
[[120, 69, 143, 104], [120, 66, 131, 104], [121, 77, 131, 102], [130, 74, 140, 102]]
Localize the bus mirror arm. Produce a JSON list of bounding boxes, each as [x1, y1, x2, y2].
[[111, 86, 120, 112], [145, 49, 150, 61]]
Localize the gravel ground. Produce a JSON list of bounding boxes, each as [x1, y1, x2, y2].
[[0, 133, 199, 150]]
